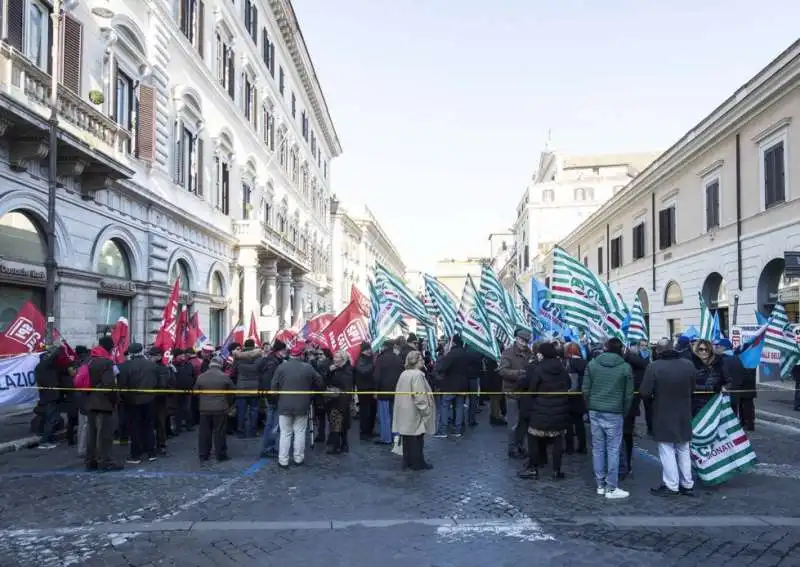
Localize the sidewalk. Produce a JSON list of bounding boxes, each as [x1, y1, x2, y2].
[[0, 408, 41, 455], [756, 382, 800, 428]]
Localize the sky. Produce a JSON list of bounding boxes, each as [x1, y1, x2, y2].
[[292, 0, 800, 273]]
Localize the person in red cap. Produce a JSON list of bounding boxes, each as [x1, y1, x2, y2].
[[271, 341, 324, 467]]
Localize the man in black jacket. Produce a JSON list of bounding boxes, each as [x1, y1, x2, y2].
[[172, 349, 196, 433], [149, 346, 174, 456], [258, 340, 286, 457], [374, 340, 403, 444], [434, 335, 472, 437], [354, 342, 376, 440], [35, 346, 62, 449], [117, 343, 159, 464]]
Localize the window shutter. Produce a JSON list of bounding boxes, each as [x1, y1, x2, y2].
[[196, 137, 204, 196], [227, 49, 235, 99], [252, 7, 258, 40], [253, 86, 258, 125], [669, 207, 676, 244], [713, 185, 720, 225], [262, 28, 268, 63], [244, 0, 251, 30], [60, 15, 83, 94], [705, 186, 713, 230], [775, 144, 786, 202], [174, 120, 184, 183], [6, 0, 23, 51], [269, 44, 275, 76], [135, 85, 156, 162], [197, 0, 205, 58], [109, 56, 118, 119]]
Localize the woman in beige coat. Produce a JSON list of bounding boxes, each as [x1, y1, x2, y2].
[[392, 350, 436, 470]]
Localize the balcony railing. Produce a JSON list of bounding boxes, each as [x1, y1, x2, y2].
[[233, 219, 311, 271], [0, 44, 130, 155]]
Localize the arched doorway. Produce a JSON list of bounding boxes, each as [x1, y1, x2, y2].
[[0, 210, 47, 330], [96, 238, 133, 340], [663, 280, 684, 339], [636, 287, 650, 335], [170, 259, 192, 313], [701, 272, 730, 336], [757, 258, 799, 323], [209, 272, 226, 347]]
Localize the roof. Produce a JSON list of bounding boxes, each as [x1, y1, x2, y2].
[[561, 152, 661, 173]]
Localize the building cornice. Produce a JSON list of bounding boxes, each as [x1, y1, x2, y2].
[[559, 39, 800, 250], [268, 0, 342, 158]]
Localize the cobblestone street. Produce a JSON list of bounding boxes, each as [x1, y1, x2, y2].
[[1, 407, 799, 566]]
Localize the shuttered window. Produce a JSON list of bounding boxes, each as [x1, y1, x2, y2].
[[6, 0, 24, 51], [244, 0, 257, 43], [197, 0, 205, 58], [610, 236, 623, 269], [632, 222, 646, 260], [279, 66, 285, 95], [764, 141, 786, 209], [597, 247, 603, 275], [261, 27, 274, 74], [60, 15, 82, 94], [658, 206, 676, 250], [196, 138, 204, 196], [135, 85, 156, 162], [705, 179, 720, 230]]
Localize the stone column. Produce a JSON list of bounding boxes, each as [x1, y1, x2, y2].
[[291, 278, 304, 326], [262, 259, 278, 315], [278, 267, 292, 329], [238, 247, 261, 328]]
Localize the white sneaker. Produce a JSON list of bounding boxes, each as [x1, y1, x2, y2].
[[604, 487, 630, 500], [596, 487, 605, 495]]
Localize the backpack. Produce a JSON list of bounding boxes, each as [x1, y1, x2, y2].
[[74, 363, 91, 389]]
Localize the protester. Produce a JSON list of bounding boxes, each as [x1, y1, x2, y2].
[[84, 337, 123, 471], [271, 342, 323, 468], [689, 338, 728, 417], [498, 328, 533, 459], [433, 334, 472, 438], [374, 340, 403, 445], [257, 340, 286, 458], [117, 343, 158, 464], [563, 342, 587, 454], [354, 342, 377, 440], [719, 338, 756, 431], [393, 350, 436, 471], [621, 344, 649, 479], [583, 337, 633, 499], [149, 346, 174, 456], [639, 338, 696, 496], [325, 350, 354, 454], [195, 356, 235, 462], [34, 346, 62, 450], [232, 339, 264, 438]]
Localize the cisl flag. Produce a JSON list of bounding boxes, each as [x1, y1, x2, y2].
[[0, 300, 46, 356], [351, 284, 370, 316], [321, 301, 369, 365]]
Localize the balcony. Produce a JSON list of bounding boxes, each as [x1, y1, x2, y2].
[[0, 44, 134, 195], [233, 219, 312, 272]]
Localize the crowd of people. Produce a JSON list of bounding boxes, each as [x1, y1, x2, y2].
[[30, 327, 765, 492]]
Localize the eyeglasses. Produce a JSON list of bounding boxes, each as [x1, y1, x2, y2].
[[697, 347, 709, 353]]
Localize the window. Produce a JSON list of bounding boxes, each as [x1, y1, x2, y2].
[[96, 296, 130, 341], [324, 160, 328, 179], [110, 23, 152, 160], [610, 236, 622, 269], [667, 318, 682, 339], [0, 210, 46, 263], [658, 205, 676, 250], [664, 280, 683, 306], [523, 244, 529, 270], [176, 126, 193, 189], [263, 106, 275, 150], [704, 179, 720, 231], [114, 69, 135, 153], [261, 27, 275, 76], [574, 188, 586, 201], [243, 0, 258, 43], [214, 157, 230, 214], [596, 246, 604, 274], [242, 183, 252, 219], [216, 32, 235, 99], [301, 111, 309, 140], [170, 261, 192, 291], [763, 140, 786, 209], [583, 256, 588, 267], [178, 0, 204, 57], [98, 239, 131, 279], [279, 66, 285, 95], [310, 131, 316, 154], [291, 92, 296, 118], [26, 0, 49, 70], [632, 222, 646, 260], [542, 189, 554, 203], [243, 72, 257, 127], [173, 94, 204, 195]]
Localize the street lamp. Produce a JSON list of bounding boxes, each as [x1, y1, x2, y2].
[[45, 0, 114, 344]]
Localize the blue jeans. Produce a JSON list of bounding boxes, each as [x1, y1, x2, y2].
[[467, 378, 480, 425], [236, 397, 259, 437], [438, 394, 465, 435], [377, 400, 394, 443], [589, 411, 624, 490], [260, 404, 279, 455]]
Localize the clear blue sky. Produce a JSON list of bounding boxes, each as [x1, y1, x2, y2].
[[293, 0, 800, 273]]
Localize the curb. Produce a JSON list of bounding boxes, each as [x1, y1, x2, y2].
[[757, 408, 800, 429], [0, 429, 67, 456]]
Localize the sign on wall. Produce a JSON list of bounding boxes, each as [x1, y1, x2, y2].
[[0, 353, 41, 411]]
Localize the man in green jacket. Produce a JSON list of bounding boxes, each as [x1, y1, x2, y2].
[[583, 337, 634, 500]]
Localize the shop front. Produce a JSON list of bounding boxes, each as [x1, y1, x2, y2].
[[96, 239, 136, 340], [0, 210, 47, 329]]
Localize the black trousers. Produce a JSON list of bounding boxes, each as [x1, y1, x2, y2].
[[565, 413, 586, 452], [128, 403, 156, 459], [528, 433, 563, 472], [359, 396, 376, 435], [643, 398, 654, 434], [734, 398, 755, 430], [155, 400, 168, 450], [401, 434, 426, 470], [198, 413, 228, 459], [86, 411, 115, 466]]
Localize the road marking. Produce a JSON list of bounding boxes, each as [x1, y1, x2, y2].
[[757, 409, 800, 428]]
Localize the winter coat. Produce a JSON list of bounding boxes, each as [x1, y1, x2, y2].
[[195, 363, 235, 414], [117, 355, 159, 405], [639, 350, 695, 443], [326, 363, 354, 412], [154, 362, 176, 410], [233, 348, 264, 392], [374, 349, 404, 401], [725, 353, 756, 401], [84, 346, 117, 412], [256, 353, 283, 404], [35, 349, 61, 405], [354, 354, 376, 391], [271, 357, 323, 416], [522, 358, 571, 433], [498, 343, 532, 396], [435, 345, 472, 392], [565, 356, 587, 416], [482, 356, 500, 393], [624, 352, 649, 421], [392, 369, 436, 436], [583, 352, 633, 416], [689, 353, 727, 415], [174, 359, 196, 391]]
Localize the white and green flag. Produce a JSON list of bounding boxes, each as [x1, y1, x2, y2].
[[764, 303, 800, 377], [455, 275, 500, 361], [424, 274, 458, 337], [478, 265, 514, 343], [368, 277, 402, 351], [697, 292, 714, 341], [626, 294, 649, 343], [691, 394, 757, 484], [376, 264, 432, 326]]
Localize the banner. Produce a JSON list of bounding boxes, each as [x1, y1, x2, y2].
[[691, 394, 757, 485], [0, 353, 41, 410], [731, 324, 800, 364], [0, 301, 46, 357], [321, 301, 369, 365]]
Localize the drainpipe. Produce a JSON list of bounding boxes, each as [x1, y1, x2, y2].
[[606, 223, 610, 284], [577, 243, 581, 264], [736, 133, 743, 291], [651, 193, 656, 292]]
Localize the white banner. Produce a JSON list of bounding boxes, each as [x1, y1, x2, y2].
[[730, 324, 800, 364], [0, 354, 41, 410]]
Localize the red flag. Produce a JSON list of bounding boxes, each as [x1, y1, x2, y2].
[[189, 312, 203, 350], [320, 301, 369, 365], [52, 327, 77, 368], [110, 317, 129, 364], [0, 300, 46, 356], [175, 306, 190, 349], [302, 313, 335, 348], [153, 279, 181, 351], [351, 284, 370, 316], [247, 312, 261, 347], [274, 328, 298, 347]]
